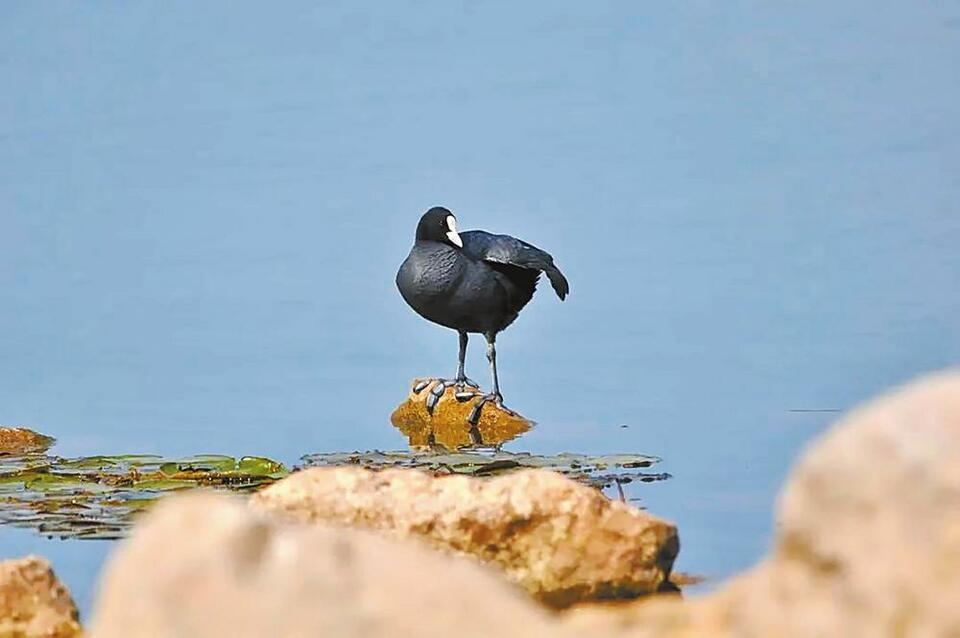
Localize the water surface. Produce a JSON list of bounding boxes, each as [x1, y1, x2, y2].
[[2, 0, 959, 614]]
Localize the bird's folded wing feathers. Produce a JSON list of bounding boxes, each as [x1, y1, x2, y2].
[[460, 230, 569, 300]]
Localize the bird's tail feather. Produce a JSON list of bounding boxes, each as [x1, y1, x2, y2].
[[545, 265, 569, 300]]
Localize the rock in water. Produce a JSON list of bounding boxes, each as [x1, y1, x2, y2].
[[251, 467, 679, 607], [390, 378, 532, 449], [89, 493, 553, 638], [747, 370, 960, 637], [0, 555, 81, 638], [565, 370, 960, 637], [0, 427, 55, 455]]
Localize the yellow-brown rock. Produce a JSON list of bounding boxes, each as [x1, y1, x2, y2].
[[0, 555, 81, 638], [251, 466, 679, 607], [390, 378, 531, 449], [89, 493, 555, 638], [0, 427, 55, 455]]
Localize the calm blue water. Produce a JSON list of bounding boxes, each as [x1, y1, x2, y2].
[[2, 0, 959, 615]]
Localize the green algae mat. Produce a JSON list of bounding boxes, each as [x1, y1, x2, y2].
[[0, 428, 669, 540]]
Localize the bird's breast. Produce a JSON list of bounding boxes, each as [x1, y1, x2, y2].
[[397, 244, 514, 333], [398, 249, 463, 297]]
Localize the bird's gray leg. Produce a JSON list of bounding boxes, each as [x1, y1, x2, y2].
[[467, 332, 516, 424], [453, 331, 479, 399], [486, 333, 502, 403], [456, 331, 467, 381], [412, 331, 479, 414], [455, 332, 479, 388]]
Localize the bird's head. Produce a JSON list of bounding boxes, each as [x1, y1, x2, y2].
[[416, 206, 463, 248]]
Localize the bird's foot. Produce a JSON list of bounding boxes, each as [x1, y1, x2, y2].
[[467, 392, 516, 425], [412, 377, 481, 415]]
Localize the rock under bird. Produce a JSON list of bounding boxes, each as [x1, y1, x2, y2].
[[396, 206, 569, 423]]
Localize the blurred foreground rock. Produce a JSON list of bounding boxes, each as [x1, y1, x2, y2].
[[390, 378, 532, 449], [89, 493, 554, 638], [252, 467, 679, 607], [0, 555, 81, 638], [0, 427, 55, 455], [566, 370, 960, 637]]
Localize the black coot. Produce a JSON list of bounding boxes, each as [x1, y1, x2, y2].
[[396, 206, 569, 422]]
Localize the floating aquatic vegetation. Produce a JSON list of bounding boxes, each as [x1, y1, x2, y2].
[[0, 406, 670, 543], [0, 453, 288, 540], [0, 448, 668, 539], [300, 450, 671, 491]]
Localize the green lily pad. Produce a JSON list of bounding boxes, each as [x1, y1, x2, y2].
[[159, 462, 180, 476], [238, 456, 287, 475], [175, 454, 239, 472]]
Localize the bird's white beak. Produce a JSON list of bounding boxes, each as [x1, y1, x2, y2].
[[446, 215, 463, 248]]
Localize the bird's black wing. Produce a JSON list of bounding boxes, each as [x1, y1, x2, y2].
[[460, 230, 569, 300]]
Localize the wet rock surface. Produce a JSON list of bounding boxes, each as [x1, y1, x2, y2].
[[90, 493, 555, 638], [0, 555, 81, 638], [251, 466, 679, 607]]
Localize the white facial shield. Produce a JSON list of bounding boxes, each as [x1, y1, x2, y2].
[[446, 215, 463, 247]]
